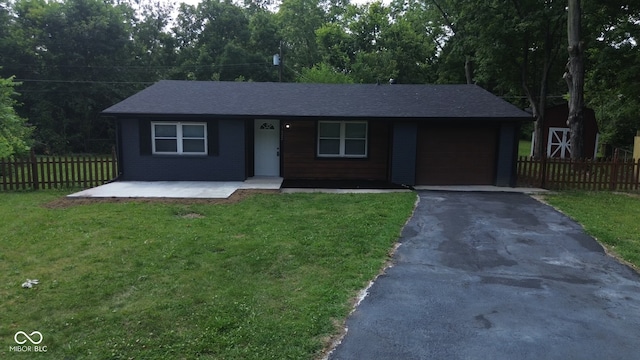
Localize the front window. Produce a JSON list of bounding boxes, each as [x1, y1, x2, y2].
[[152, 122, 207, 155], [318, 121, 367, 158]]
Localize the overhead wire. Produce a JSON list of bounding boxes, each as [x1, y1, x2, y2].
[[2, 61, 273, 70], [7, 60, 277, 87], [14, 79, 155, 84]]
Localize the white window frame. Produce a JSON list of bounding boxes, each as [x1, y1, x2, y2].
[[317, 121, 368, 158], [151, 122, 208, 155]]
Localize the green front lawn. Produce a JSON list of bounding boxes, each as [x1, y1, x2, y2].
[[0, 191, 416, 359], [543, 192, 640, 266]]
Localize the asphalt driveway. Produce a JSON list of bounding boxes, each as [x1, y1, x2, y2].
[[329, 191, 640, 360]]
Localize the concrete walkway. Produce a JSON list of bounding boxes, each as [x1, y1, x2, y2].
[[328, 191, 640, 360], [68, 179, 547, 199], [67, 177, 283, 199]]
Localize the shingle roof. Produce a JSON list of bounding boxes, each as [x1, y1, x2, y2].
[[102, 80, 532, 120]]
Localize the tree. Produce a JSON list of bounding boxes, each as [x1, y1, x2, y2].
[[0, 76, 32, 158], [583, 0, 640, 149], [315, 22, 354, 73], [171, 0, 279, 82], [277, 0, 326, 74], [386, 0, 438, 84], [2, 0, 138, 154], [296, 62, 353, 83], [564, 0, 585, 159], [428, 0, 566, 158], [128, 0, 177, 81], [291, 0, 438, 84], [0, 0, 634, 158], [0, 0, 13, 68], [425, 0, 477, 84]]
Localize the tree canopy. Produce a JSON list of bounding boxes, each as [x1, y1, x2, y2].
[[0, 0, 637, 154], [0, 75, 32, 158]]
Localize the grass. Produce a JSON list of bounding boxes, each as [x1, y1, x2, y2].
[[0, 191, 416, 359], [518, 139, 532, 157], [543, 191, 640, 266]]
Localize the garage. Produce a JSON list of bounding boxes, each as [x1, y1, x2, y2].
[[416, 124, 499, 185]]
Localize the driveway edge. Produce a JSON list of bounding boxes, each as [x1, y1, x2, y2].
[[319, 193, 421, 360]]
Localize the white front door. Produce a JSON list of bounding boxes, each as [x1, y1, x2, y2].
[[254, 119, 280, 176]]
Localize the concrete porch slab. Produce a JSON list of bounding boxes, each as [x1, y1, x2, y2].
[[67, 177, 283, 199], [239, 176, 284, 189]]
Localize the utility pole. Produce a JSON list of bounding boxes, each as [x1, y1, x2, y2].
[[273, 41, 283, 82], [278, 41, 283, 82]]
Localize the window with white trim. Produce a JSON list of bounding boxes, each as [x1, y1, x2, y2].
[[317, 121, 368, 157], [152, 122, 207, 155]]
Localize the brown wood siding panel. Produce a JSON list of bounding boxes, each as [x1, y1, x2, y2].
[[282, 120, 389, 180], [416, 125, 498, 185]]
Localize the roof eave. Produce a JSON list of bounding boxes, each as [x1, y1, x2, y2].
[[102, 112, 533, 122]]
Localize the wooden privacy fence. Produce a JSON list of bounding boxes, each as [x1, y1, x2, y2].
[[0, 148, 118, 191], [517, 154, 640, 191]]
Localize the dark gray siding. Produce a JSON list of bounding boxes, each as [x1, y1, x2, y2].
[[119, 119, 245, 181], [391, 122, 417, 186], [495, 122, 520, 187]]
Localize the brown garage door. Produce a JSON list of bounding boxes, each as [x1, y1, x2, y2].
[[416, 125, 498, 185]]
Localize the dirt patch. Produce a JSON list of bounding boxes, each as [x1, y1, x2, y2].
[[615, 191, 640, 199], [42, 189, 280, 209], [179, 213, 205, 219]]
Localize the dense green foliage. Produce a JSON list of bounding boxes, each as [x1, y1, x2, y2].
[[0, 0, 638, 154], [0, 191, 416, 359], [0, 75, 32, 157]]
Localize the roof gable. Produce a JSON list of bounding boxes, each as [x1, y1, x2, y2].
[[102, 80, 532, 120]]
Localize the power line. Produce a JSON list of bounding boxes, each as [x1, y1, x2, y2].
[[14, 79, 155, 85], [6, 61, 277, 85], [4, 62, 272, 70], [498, 95, 566, 99]]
